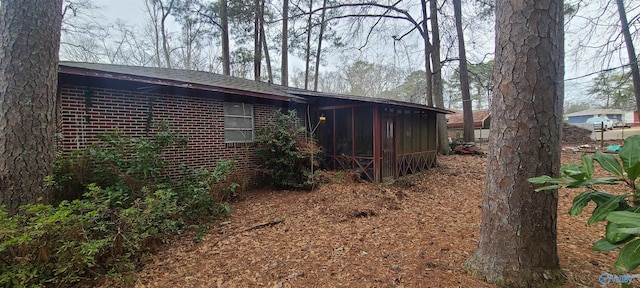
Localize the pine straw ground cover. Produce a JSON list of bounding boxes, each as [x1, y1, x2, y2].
[[130, 150, 624, 288]]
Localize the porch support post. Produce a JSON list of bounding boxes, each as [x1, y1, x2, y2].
[[373, 107, 380, 182]]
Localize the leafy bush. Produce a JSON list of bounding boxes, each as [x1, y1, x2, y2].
[[255, 110, 321, 189], [1, 123, 236, 287], [529, 135, 640, 273]]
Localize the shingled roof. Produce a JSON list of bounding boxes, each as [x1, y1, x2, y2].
[[59, 61, 452, 114], [59, 61, 305, 103]]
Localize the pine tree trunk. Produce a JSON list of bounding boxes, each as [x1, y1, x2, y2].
[[313, 0, 328, 92], [453, 0, 474, 142], [261, 23, 273, 83], [616, 0, 640, 115], [429, 0, 448, 155], [464, 1, 565, 286], [420, 0, 433, 107], [281, 0, 289, 86], [253, 0, 262, 81], [221, 0, 231, 75], [304, 0, 313, 90], [0, 0, 63, 215]]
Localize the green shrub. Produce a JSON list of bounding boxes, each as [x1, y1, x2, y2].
[[529, 135, 640, 273], [1, 123, 237, 287], [255, 110, 320, 189]]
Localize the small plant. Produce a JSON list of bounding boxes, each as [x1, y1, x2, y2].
[[529, 135, 640, 273], [255, 110, 321, 189]]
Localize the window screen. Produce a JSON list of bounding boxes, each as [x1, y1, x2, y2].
[[224, 103, 254, 143]]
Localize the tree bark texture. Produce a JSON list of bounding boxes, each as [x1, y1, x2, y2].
[[616, 0, 640, 116], [313, 0, 328, 92], [160, 0, 174, 69], [261, 23, 273, 83], [281, 0, 289, 86], [221, 0, 231, 75], [253, 0, 262, 81], [0, 0, 63, 214], [453, 0, 474, 143], [420, 0, 433, 107], [304, 0, 313, 90], [465, 0, 565, 286], [428, 0, 449, 155]]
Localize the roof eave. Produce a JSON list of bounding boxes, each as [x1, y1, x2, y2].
[[59, 65, 308, 104]]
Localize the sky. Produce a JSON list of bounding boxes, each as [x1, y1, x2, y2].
[[85, 0, 639, 109]]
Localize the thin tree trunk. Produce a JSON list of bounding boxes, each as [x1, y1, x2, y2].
[[313, 0, 328, 91], [453, 0, 473, 142], [281, 0, 289, 86], [261, 23, 273, 83], [304, 0, 313, 90], [254, 0, 262, 81], [420, 0, 433, 107], [464, 0, 565, 286], [616, 0, 640, 115], [221, 0, 231, 75], [146, 0, 163, 67], [429, 0, 448, 155], [0, 0, 63, 215], [160, 0, 174, 69]]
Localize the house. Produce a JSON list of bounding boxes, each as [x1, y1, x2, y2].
[[57, 62, 451, 184], [445, 110, 491, 141], [565, 108, 628, 125]]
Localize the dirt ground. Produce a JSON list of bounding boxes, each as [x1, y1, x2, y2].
[[128, 146, 631, 288]]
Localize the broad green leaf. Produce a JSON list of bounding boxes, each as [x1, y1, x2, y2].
[[581, 155, 594, 178], [577, 177, 623, 187], [589, 194, 628, 224], [607, 211, 640, 226], [528, 175, 568, 184], [570, 191, 598, 216], [628, 162, 640, 185], [594, 237, 625, 251], [615, 239, 640, 272], [560, 163, 586, 181], [570, 191, 618, 216], [607, 222, 636, 243], [594, 150, 624, 177], [534, 185, 561, 192], [620, 136, 640, 182]]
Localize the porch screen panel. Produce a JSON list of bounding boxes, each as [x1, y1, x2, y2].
[[354, 106, 373, 156], [413, 113, 421, 152], [335, 108, 352, 156], [420, 114, 429, 151], [402, 113, 412, 154], [317, 111, 333, 156]]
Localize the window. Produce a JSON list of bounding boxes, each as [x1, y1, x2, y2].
[[224, 103, 254, 143]]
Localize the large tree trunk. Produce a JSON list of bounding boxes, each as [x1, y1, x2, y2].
[[464, 0, 565, 286], [420, 0, 433, 107], [281, 0, 289, 86], [313, 0, 328, 91], [221, 0, 231, 75], [0, 0, 63, 215], [429, 0, 448, 155], [453, 0, 473, 142], [616, 0, 640, 115]]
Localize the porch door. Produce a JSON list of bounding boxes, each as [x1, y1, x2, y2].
[[382, 116, 395, 179]]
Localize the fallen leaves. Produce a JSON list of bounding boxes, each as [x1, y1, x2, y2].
[[127, 152, 621, 287]]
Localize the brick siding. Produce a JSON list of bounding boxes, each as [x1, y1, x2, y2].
[[57, 84, 282, 187]]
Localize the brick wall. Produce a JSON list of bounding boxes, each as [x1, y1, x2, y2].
[[58, 84, 283, 187]]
